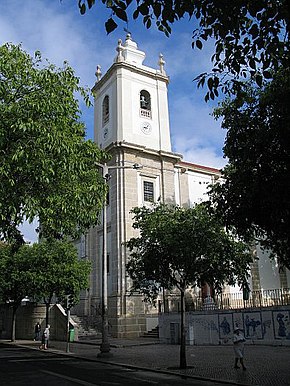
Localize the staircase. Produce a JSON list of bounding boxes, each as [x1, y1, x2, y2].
[[70, 315, 102, 341], [142, 326, 159, 339]]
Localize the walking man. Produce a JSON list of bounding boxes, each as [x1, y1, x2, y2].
[[233, 328, 246, 370]]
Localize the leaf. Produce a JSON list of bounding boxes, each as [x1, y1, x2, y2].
[[146, 18, 152, 29], [255, 74, 263, 87], [118, 1, 127, 10], [249, 24, 259, 39], [207, 77, 214, 91], [87, 0, 95, 9], [133, 9, 139, 19], [263, 70, 272, 79], [249, 58, 256, 70], [105, 18, 118, 34], [114, 7, 128, 22], [153, 3, 161, 18], [225, 35, 235, 41], [80, 3, 86, 15], [196, 39, 203, 50], [139, 3, 149, 16]]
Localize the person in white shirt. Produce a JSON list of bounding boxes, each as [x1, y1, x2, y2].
[[39, 325, 50, 350], [233, 328, 246, 370]]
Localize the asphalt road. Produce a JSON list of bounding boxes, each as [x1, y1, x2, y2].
[[0, 343, 232, 386]]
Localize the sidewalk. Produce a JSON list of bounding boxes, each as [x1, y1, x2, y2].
[[6, 338, 290, 386]]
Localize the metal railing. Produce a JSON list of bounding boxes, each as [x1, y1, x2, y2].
[[214, 288, 290, 310], [160, 288, 290, 312]]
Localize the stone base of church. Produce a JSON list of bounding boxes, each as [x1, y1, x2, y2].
[[73, 293, 159, 339], [111, 315, 147, 338]]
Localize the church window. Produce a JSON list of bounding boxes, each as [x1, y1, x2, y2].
[[107, 253, 110, 274], [143, 181, 154, 202], [140, 90, 151, 119], [102, 95, 109, 126]]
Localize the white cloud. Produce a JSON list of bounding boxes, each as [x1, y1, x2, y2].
[[169, 95, 226, 168], [172, 135, 227, 169], [1, 1, 113, 82]]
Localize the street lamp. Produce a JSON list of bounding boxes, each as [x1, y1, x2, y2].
[[97, 161, 142, 357]]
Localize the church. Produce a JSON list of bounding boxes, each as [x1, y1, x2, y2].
[[74, 34, 290, 338]]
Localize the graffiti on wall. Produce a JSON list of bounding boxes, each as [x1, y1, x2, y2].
[[218, 314, 233, 339], [243, 312, 263, 339], [261, 319, 272, 336], [273, 311, 290, 339], [193, 317, 219, 332]]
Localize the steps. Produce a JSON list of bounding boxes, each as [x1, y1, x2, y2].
[[70, 315, 102, 341], [142, 326, 159, 339]]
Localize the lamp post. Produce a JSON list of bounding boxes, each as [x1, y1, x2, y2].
[[97, 162, 142, 357]]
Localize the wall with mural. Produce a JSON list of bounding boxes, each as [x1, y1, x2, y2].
[[159, 306, 290, 346]]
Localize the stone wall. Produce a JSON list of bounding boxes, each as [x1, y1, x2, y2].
[[0, 303, 74, 341], [159, 306, 290, 346]]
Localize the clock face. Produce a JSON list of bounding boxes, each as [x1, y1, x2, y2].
[[141, 121, 152, 135]]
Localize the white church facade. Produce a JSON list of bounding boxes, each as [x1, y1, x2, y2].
[[74, 34, 290, 338]]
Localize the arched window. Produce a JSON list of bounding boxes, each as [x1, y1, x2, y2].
[[140, 90, 151, 118], [102, 95, 109, 126]]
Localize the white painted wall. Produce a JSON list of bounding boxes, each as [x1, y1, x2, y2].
[[187, 171, 212, 205], [93, 36, 171, 153]]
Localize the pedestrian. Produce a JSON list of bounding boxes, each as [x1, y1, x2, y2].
[[34, 322, 41, 341], [233, 327, 246, 370], [39, 324, 50, 350]]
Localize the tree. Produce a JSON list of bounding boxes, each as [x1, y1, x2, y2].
[[0, 243, 38, 341], [126, 203, 252, 369], [0, 43, 108, 248], [77, 1, 289, 100], [31, 240, 91, 326], [0, 240, 91, 339], [210, 68, 290, 270]]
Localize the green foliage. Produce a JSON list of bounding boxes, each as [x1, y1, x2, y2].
[[77, 1, 289, 99], [210, 68, 290, 269], [0, 43, 108, 247], [0, 242, 39, 308], [0, 240, 91, 307], [31, 239, 91, 305], [126, 203, 252, 303]]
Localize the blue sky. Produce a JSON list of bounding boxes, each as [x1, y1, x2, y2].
[[1, 0, 227, 241]]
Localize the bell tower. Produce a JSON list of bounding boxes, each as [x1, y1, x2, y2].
[[87, 35, 181, 339], [92, 34, 172, 153]]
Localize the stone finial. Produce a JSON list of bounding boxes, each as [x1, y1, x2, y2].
[[158, 53, 166, 74], [95, 65, 102, 82], [115, 39, 124, 62]]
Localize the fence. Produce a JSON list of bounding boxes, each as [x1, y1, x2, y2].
[[159, 288, 290, 313], [215, 288, 290, 310]]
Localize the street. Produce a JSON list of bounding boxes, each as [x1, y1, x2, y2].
[[0, 343, 230, 386]]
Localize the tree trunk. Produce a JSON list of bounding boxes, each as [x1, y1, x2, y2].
[[45, 302, 50, 327], [179, 288, 187, 369], [162, 287, 166, 312], [11, 305, 17, 342]]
